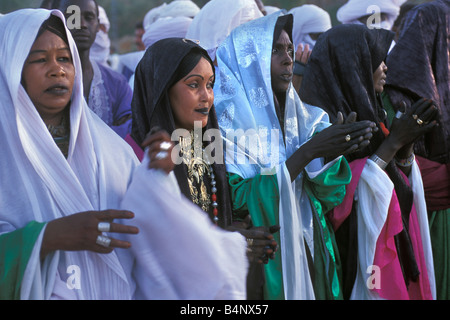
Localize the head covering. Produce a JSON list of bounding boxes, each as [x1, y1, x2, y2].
[[131, 37, 232, 228], [0, 9, 138, 299], [265, 6, 280, 15], [300, 24, 394, 137], [90, 6, 111, 65], [300, 24, 422, 288], [215, 11, 331, 300], [160, 0, 200, 18], [289, 4, 332, 48], [143, 3, 167, 30], [385, 0, 450, 163], [185, 0, 263, 61], [142, 16, 192, 49], [337, 0, 407, 30]]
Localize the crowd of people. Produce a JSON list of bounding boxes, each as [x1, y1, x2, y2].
[[0, 0, 448, 301]]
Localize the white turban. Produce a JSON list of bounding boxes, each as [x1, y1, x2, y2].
[[142, 16, 193, 49], [160, 0, 200, 19], [143, 3, 167, 30], [90, 6, 111, 65], [337, 0, 407, 30], [289, 4, 332, 48], [265, 6, 280, 15], [185, 0, 263, 61]]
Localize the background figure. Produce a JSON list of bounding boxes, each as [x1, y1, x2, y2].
[[185, 0, 263, 64], [0, 9, 139, 300], [384, 0, 450, 300], [118, 37, 249, 300], [289, 4, 332, 92], [337, 0, 407, 30], [300, 24, 437, 300], [289, 4, 332, 50], [90, 6, 111, 66], [52, 0, 133, 139], [215, 12, 376, 300], [134, 21, 145, 51]]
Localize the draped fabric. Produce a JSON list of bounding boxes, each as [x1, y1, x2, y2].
[[0, 9, 139, 299], [130, 38, 232, 228], [385, 0, 450, 164], [89, 6, 111, 66], [214, 11, 349, 300], [185, 0, 263, 62], [337, 0, 407, 30], [288, 5, 332, 49], [142, 16, 193, 50], [301, 23, 435, 299], [118, 154, 248, 300]]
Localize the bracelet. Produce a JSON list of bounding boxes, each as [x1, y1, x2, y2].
[[395, 153, 415, 167], [370, 154, 388, 170], [294, 60, 307, 76]]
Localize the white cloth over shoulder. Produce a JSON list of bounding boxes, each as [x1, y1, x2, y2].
[[350, 160, 435, 299], [119, 155, 249, 300], [0, 9, 139, 300]]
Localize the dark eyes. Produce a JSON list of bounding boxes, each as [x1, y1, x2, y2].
[[29, 56, 72, 64], [187, 81, 215, 89]]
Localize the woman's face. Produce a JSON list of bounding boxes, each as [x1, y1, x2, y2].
[[169, 57, 215, 130], [373, 61, 388, 93], [22, 30, 75, 124], [271, 29, 294, 94]]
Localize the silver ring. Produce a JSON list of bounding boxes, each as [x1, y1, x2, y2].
[[160, 141, 172, 151], [345, 134, 351, 142], [417, 118, 424, 126], [98, 222, 111, 233], [155, 151, 168, 160], [395, 111, 404, 119], [96, 235, 111, 248], [412, 114, 418, 120], [247, 238, 254, 246]]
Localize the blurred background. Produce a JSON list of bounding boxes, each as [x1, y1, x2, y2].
[[0, 0, 433, 54]]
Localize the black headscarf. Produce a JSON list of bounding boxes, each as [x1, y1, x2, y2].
[[131, 38, 232, 228], [385, 0, 450, 164], [37, 14, 69, 46], [300, 24, 421, 295]]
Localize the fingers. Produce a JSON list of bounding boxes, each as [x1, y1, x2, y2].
[[344, 112, 358, 124], [333, 112, 344, 125], [296, 43, 311, 64]]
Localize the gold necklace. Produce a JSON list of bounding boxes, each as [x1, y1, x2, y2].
[[179, 131, 219, 224]]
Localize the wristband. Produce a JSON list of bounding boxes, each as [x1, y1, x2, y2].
[[395, 153, 415, 167], [370, 154, 388, 170]]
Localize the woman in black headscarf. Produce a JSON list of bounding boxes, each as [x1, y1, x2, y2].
[[384, 0, 450, 300], [300, 24, 438, 299], [127, 37, 278, 299]]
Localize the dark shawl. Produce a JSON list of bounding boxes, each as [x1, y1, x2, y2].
[[131, 38, 232, 228], [385, 0, 450, 164], [300, 24, 421, 296]]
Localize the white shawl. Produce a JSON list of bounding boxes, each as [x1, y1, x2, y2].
[[118, 155, 249, 300], [0, 9, 139, 300]]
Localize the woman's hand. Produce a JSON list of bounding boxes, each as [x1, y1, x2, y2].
[[41, 210, 139, 259], [228, 219, 280, 264], [308, 111, 377, 160], [388, 98, 438, 152], [141, 128, 175, 174]]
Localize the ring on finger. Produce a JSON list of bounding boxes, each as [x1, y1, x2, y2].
[[395, 111, 404, 119], [155, 151, 168, 160], [417, 118, 424, 126], [96, 235, 111, 248], [98, 222, 111, 233], [345, 134, 351, 142], [247, 238, 254, 247], [160, 141, 172, 151], [412, 114, 419, 120]]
